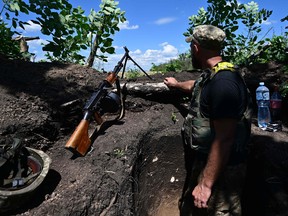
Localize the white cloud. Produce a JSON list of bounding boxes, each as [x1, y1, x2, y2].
[[261, 20, 274, 25], [154, 17, 176, 25], [119, 21, 139, 30], [132, 49, 142, 54], [160, 42, 178, 56], [24, 39, 48, 61], [27, 38, 47, 47], [103, 43, 179, 71], [22, 20, 41, 32]]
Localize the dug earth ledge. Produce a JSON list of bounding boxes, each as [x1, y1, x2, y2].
[[0, 59, 288, 216]]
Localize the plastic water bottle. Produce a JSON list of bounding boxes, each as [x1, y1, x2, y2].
[[270, 86, 282, 122], [256, 82, 271, 130], [256, 82, 270, 107], [258, 101, 271, 130]]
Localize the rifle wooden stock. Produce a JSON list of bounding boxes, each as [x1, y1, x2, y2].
[[106, 72, 117, 85], [65, 119, 91, 156]]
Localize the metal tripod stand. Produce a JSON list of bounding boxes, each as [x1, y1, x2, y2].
[[118, 46, 153, 80]]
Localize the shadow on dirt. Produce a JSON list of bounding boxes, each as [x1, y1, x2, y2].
[[131, 130, 288, 216], [243, 134, 288, 216], [133, 134, 185, 216]]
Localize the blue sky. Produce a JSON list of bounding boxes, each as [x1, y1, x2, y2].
[[1, 0, 287, 71]]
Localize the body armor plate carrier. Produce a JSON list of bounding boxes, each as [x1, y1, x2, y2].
[[182, 62, 253, 155]]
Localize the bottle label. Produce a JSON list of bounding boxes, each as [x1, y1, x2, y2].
[[256, 92, 270, 101], [271, 100, 282, 109], [262, 92, 269, 100]]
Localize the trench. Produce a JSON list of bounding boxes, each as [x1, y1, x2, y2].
[[129, 130, 288, 216], [132, 134, 186, 216]]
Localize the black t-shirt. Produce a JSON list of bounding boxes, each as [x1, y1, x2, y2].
[[200, 70, 247, 120]]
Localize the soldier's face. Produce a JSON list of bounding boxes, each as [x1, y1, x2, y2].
[[190, 43, 201, 69]]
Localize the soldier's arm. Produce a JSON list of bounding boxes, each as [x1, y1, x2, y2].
[[164, 77, 195, 93], [192, 118, 237, 208]]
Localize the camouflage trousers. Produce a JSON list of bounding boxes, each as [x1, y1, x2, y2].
[[179, 156, 247, 216]]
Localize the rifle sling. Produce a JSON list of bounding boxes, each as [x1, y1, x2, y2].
[[115, 78, 125, 120]]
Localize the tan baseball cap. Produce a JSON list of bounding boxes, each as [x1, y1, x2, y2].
[[185, 25, 226, 50]]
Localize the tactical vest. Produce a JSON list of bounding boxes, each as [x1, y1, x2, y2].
[[182, 62, 253, 155]]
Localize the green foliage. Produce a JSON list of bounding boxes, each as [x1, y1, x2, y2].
[[150, 63, 166, 72], [262, 36, 288, 63], [0, 1, 21, 58], [178, 52, 192, 71], [171, 112, 178, 124], [86, 0, 126, 67], [36, 3, 90, 63], [0, 0, 126, 65], [165, 62, 178, 72], [184, 0, 273, 66], [150, 51, 192, 73], [280, 81, 288, 98], [0, 19, 20, 58], [124, 68, 143, 79], [113, 148, 125, 158]]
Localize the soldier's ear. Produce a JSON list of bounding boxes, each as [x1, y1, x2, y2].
[[193, 43, 200, 55]]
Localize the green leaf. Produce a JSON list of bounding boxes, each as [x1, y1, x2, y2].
[[30, 20, 40, 25], [106, 47, 114, 54], [231, 26, 239, 32], [12, 19, 17, 28], [12, 3, 20, 12], [19, 22, 25, 30], [103, 39, 112, 47]]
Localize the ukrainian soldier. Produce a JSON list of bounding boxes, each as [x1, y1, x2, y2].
[[164, 25, 252, 216]]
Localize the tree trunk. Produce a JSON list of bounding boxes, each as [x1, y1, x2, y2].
[[87, 33, 102, 68]]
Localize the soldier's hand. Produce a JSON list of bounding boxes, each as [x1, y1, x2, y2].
[[192, 183, 211, 208], [164, 77, 178, 88]]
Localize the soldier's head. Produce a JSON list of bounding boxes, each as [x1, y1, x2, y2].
[[185, 25, 226, 69]]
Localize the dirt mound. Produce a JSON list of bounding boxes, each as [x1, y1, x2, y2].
[[0, 58, 288, 216]]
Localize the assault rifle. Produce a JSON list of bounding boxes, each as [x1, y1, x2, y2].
[[65, 46, 152, 156]]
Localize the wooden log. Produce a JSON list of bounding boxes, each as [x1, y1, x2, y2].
[[120, 82, 170, 94]]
